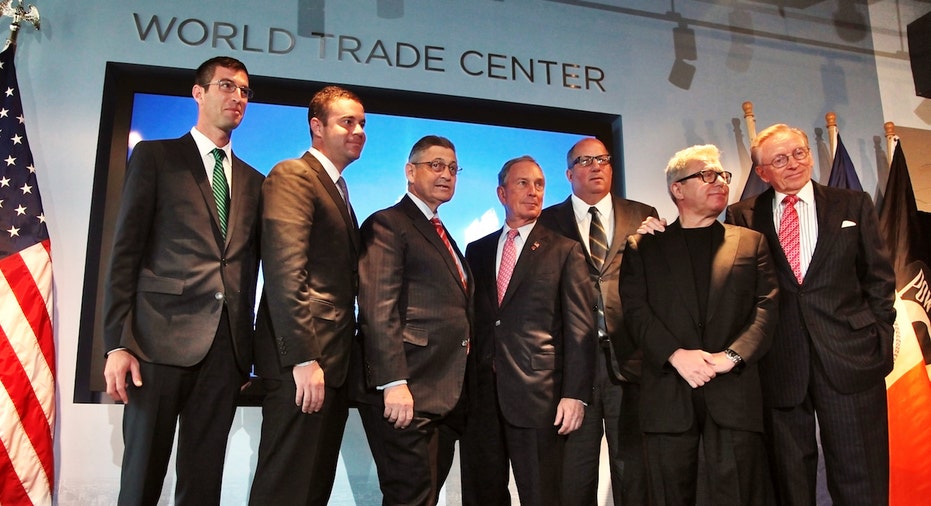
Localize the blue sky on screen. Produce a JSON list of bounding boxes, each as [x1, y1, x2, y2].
[[130, 93, 585, 247]]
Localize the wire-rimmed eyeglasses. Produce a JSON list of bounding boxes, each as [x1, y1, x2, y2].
[[759, 147, 810, 169], [571, 155, 612, 168], [202, 79, 254, 100], [411, 160, 462, 175]]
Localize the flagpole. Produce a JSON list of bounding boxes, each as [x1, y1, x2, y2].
[[885, 121, 897, 168], [1, 0, 40, 50], [742, 101, 757, 142], [826, 112, 838, 161]]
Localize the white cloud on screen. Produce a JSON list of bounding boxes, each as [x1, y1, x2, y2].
[[464, 208, 500, 244]]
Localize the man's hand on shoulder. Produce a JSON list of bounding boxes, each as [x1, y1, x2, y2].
[[637, 216, 667, 235]]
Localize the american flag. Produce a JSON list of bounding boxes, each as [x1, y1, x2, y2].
[[0, 43, 56, 506]]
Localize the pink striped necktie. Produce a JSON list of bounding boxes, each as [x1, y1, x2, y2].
[[497, 229, 519, 306], [779, 195, 803, 284]]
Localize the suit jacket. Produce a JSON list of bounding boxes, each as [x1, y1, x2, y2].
[[539, 196, 658, 380], [726, 183, 896, 406], [465, 223, 596, 429], [103, 133, 264, 373], [354, 195, 472, 416], [253, 152, 360, 388], [619, 220, 778, 433]]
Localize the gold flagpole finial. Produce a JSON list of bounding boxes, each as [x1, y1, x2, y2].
[[2, 1, 40, 49]]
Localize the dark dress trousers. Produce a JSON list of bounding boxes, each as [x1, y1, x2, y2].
[[460, 223, 596, 506], [353, 195, 472, 505], [250, 152, 360, 506], [103, 133, 264, 505], [539, 196, 657, 506], [620, 220, 778, 505], [726, 183, 896, 506]]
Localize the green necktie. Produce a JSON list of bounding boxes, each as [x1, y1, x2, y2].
[[211, 148, 230, 239]]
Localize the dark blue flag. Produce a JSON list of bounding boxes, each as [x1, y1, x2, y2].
[[739, 163, 769, 200], [826, 133, 862, 191]]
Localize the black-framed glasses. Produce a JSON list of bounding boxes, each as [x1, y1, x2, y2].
[[571, 155, 611, 167], [760, 147, 810, 169], [411, 160, 462, 174], [202, 79, 254, 100], [676, 169, 732, 184]]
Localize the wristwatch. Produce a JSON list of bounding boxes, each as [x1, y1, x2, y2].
[[724, 348, 744, 367]]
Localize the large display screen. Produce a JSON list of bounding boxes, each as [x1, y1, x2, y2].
[[74, 62, 621, 401]]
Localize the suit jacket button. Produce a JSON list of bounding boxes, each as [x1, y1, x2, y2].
[[214, 292, 224, 301], [495, 320, 501, 326], [461, 339, 469, 347]]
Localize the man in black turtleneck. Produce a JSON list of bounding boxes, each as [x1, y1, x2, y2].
[[619, 144, 778, 505]]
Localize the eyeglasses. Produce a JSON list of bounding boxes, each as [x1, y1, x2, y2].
[[676, 169, 733, 184], [411, 160, 462, 175], [760, 147, 810, 169], [571, 155, 612, 168], [202, 79, 254, 100]]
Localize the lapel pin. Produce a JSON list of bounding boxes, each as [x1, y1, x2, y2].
[[531, 241, 540, 251]]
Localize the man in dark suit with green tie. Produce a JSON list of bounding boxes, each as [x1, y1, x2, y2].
[[103, 56, 264, 505]]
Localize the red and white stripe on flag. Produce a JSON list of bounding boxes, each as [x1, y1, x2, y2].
[[0, 240, 54, 506], [0, 41, 56, 505], [885, 267, 931, 506]]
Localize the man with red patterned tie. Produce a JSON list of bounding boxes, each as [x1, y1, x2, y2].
[[353, 135, 472, 505], [727, 123, 896, 506]]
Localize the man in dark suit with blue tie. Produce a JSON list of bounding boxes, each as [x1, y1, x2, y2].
[[727, 123, 896, 505], [353, 135, 472, 505], [103, 56, 264, 505], [460, 155, 596, 506], [250, 86, 366, 505]]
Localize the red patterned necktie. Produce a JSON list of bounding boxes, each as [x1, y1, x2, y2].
[[497, 229, 519, 306], [431, 217, 467, 289], [779, 195, 803, 284]]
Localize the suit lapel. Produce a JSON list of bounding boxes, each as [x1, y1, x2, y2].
[[552, 198, 583, 242], [554, 197, 604, 276], [180, 134, 226, 250], [224, 153, 251, 249], [303, 152, 361, 254], [750, 189, 797, 282], [474, 230, 501, 309], [499, 224, 547, 309], [807, 183, 841, 277], [706, 223, 735, 323], [400, 196, 469, 295], [605, 198, 635, 273]]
